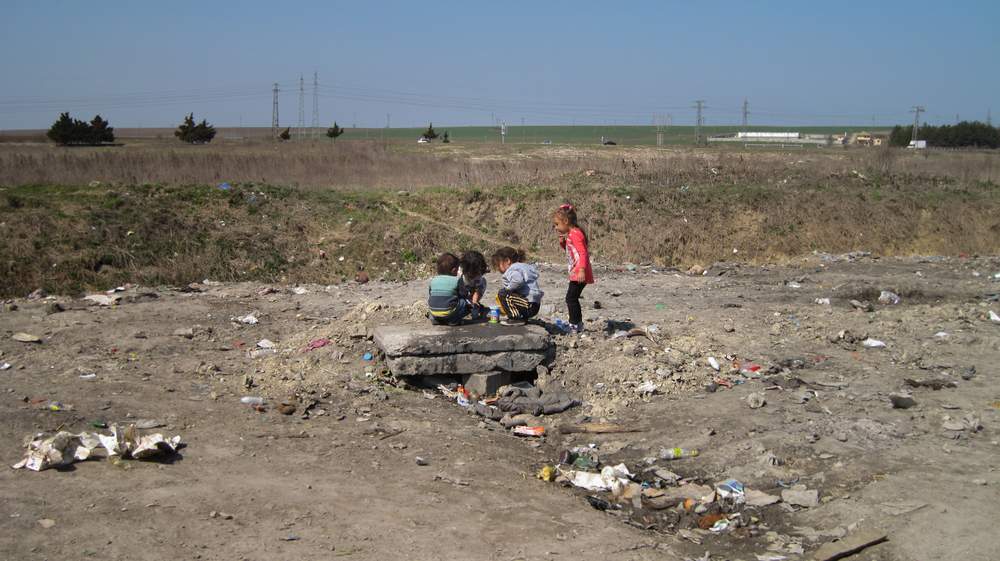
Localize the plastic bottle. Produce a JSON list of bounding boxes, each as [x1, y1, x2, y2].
[[659, 447, 699, 460], [240, 396, 264, 405]]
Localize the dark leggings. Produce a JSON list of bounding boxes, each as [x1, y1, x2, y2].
[[566, 281, 586, 325]]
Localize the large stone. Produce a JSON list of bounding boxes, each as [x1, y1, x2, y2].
[[462, 372, 512, 396], [387, 351, 546, 376], [374, 324, 550, 357]]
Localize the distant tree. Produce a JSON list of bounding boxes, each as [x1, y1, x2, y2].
[[442, 130, 450, 143], [888, 121, 999, 148], [47, 112, 116, 145], [889, 125, 911, 147], [47, 112, 77, 145], [326, 121, 344, 140], [174, 113, 216, 144], [279, 127, 291, 141], [89, 114, 115, 144], [422, 122, 438, 140]]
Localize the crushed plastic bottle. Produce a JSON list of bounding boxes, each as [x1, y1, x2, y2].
[[240, 396, 265, 406], [659, 447, 699, 460]]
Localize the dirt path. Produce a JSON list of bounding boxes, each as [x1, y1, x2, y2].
[[2, 256, 999, 560]]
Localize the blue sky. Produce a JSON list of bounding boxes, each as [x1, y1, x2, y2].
[[1, 1, 997, 129]]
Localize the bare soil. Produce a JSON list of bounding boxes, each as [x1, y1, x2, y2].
[[3, 255, 999, 560]]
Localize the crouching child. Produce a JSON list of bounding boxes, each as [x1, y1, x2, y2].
[[491, 247, 543, 324], [427, 252, 468, 325]]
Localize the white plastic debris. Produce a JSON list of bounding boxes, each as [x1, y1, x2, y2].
[[934, 331, 949, 339], [564, 463, 634, 492], [291, 287, 308, 295], [84, 294, 120, 306], [990, 310, 1000, 324], [862, 338, 886, 348], [707, 356, 720, 371], [786, 281, 802, 289], [12, 424, 181, 471], [234, 314, 259, 325], [636, 381, 658, 395], [0, 362, 11, 371], [256, 338, 275, 349], [814, 298, 831, 305], [878, 290, 901, 305]]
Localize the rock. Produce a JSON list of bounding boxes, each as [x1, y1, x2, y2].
[[781, 487, 819, 508], [415, 456, 428, 466], [835, 432, 849, 442], [37, 518, 56, 529], [811, 527, 887, 561], [355, 271, 370, 284], [386, 351, 547, 376], [374, 324, 550, 356], [277, 403, 297, 415], [747, 392, 766, 409], [890, 394, 917, 409], [45, 302, 65, 314], [462, 372, 511, 397], [84, 294, 120, 306], [686, 264, 705, 276], [173, 328, 195, 339], [722, 319, 735, 333], [745, 488, 781, 507], [12, 333, 41, 343], [850, 300, 874, 312]]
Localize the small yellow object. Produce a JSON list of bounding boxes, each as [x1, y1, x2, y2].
[[537, 464, 557, 482]]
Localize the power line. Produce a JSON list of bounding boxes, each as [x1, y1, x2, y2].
[[910, 105, 925, 142], [297, 74, 305, 140], [271, 83, 280, 139], [311, 72, 320, 139], [693, 100, 706, 145]]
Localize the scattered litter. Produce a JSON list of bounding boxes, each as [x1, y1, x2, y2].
[[37, 518, 56, 529], [233, 314, 259, 325], [0, 363, 11, 371], [878, 290, 901, 305], [814, 298, 831, 305], [362, 352, 374, 361], [934, 331, 949, 339], [12, 424, 181, 471], [305, 338, 331, 351], [217, 182, 232, 191], [78, 373, 97, 380], [707, 357, 720, 371], [84, 294, 120, 306], [715, 479, 746, 508], [990, 310, 1000, 324], [415, 456, 428, 466], [786, 281, 802, 289], [240, 396, 265, 406], [512, 426, 545, 437], [861, 338, 886, 348], [291, 287, 308, 295], [12, 333, 42, 344], [659, 447, 699, 460], [256, 339, 275, 349], [564, 463, 634, 492], [636, 381, 658, 395]]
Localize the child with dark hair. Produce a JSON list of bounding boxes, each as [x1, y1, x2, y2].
[[458, 250, 488, 319], [490, 247, 543, 324], [553, 203, 593, 333], [427, 252, 467, 325]]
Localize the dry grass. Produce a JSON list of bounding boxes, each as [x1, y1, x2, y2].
[[1, 142, 998, 296]]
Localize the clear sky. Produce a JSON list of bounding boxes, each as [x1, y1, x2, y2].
[[1, 0, 997, 129]]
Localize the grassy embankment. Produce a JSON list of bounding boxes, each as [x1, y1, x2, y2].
[[1, 142, 998, 296]]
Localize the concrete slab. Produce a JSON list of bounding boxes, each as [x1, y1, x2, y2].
[[386, 350, 546, 376], [374, 324, 550, 357], [462, 372, 512, 396]]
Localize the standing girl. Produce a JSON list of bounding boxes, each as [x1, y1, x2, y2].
[[553, 204, 593, 333]]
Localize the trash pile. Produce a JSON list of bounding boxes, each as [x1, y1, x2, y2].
[[12, 424, 182, 472], [533, 444, 802, 540], [439, 381, 580, 437]]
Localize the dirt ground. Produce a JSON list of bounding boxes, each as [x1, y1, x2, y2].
[[2, 254, 999, 561]]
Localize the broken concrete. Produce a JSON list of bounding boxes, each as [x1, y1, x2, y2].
[[374, 324, 550, 356], [462, 372, 512, 396], [375, 324, 552, 379]]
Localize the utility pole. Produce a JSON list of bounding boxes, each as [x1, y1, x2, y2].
[[311, 71, 320, 139], [910, 105, 925, 142], [988, 108, 992, 127], [271, 83, 280, 139], [741, 98, 749, 128], [693, 100, 706, 145], [655, 113, 664, 146], [296, 75, 305, 140], [386, 113, 390, 128]]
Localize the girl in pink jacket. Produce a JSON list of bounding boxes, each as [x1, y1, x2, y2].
[[553, 204, 594, 333]]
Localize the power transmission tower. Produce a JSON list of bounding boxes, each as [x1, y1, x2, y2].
[[311, 72, 320, 139], [297, 75, 305, 140], [271, 83, 280, 139], [910, 105, 925, 142], [741, 98, 749, 128], [693, 100, 706, 145]]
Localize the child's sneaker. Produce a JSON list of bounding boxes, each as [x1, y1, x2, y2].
[[568, 322, 585, 334]]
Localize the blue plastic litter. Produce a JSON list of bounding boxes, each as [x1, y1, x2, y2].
[[362, 352, 373, 361], [217, 182, 232, 191]]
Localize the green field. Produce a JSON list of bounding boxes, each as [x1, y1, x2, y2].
[[338, 124, 884, 146]]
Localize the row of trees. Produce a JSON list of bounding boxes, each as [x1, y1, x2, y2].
[[889, 121, 1000, 149], [46, 113, 115, 145]]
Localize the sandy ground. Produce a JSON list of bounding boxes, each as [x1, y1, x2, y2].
[[2, 255, 999, 561]]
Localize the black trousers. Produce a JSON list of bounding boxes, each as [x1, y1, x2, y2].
[[497, 289, 540, 320], [566, 281, 586, 325]]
